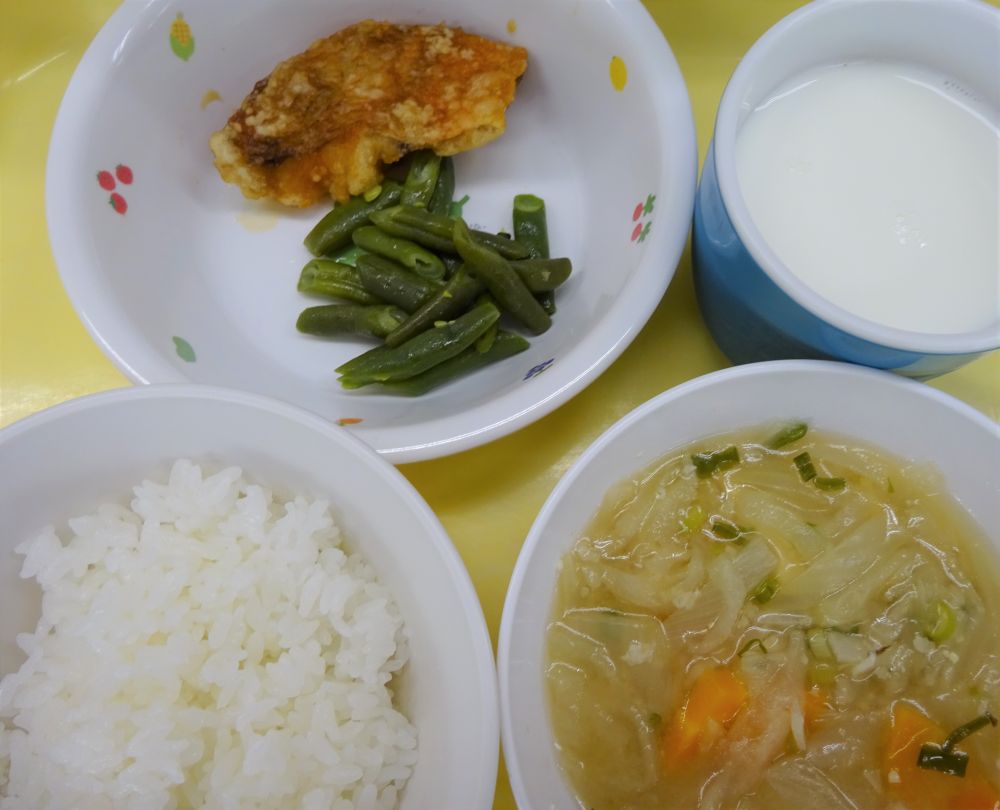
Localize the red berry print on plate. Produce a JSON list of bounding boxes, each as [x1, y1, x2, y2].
[[98, 164, 134, 215], [629, 193, 656, 244]]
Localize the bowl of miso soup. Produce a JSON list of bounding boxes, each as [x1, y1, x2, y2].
[[499, 360, 1000, 810]]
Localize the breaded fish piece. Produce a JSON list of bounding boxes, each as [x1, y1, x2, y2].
[[210, 21, 527, 207]]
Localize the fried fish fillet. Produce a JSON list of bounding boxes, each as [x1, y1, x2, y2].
[[210, 21, 528, 207]]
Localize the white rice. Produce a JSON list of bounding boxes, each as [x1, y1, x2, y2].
[[0, 460, 417, 809]]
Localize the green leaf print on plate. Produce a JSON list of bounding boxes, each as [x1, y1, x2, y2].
[[172, 336, 196, 363]]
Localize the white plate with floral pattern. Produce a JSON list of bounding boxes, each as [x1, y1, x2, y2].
[[46, 0, 696, 462]]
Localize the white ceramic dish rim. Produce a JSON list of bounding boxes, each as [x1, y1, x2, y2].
[[44, 0, 698, 464], [497, 358, 1000, 808], [0, 382, 500, 810], [712, 0, 1000, 356]]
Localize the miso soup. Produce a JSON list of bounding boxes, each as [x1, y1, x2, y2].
[[546, 423, 1000, 809]]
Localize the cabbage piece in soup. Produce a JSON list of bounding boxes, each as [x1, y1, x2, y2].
[[546, 424, 1000, 810]]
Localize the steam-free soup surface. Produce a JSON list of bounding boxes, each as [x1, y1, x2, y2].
[[546, 424, 1000, 809]]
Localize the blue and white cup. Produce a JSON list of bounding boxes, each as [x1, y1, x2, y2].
[[693, 0, 1000, 379]]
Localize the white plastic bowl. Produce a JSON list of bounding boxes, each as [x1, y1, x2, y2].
[[0, 386, 499, 809], [46, 0, 697, 462], [498, 360, 1000, 809]]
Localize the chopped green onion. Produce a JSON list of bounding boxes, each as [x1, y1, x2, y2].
[[682, 505, 707, 532], [924, 600, 957, 642], [807, 628, 834, 660], [749, 576, 778, 605], [917, 712, 997, 777], [943, 712, 997, 750], [794, 452, 817, 482], [809, 661, 837, 686], [917, 745, 969, 777], [691, 446, 741, 478], [710, 519, 741, 539], [815, 476, 846, 491], [825, 624, 861, 636], [738, 638, 767, 656], [766, 421, 809, 449]]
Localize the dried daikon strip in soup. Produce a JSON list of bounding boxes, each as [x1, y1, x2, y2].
[[545, 423, 1000, 810]]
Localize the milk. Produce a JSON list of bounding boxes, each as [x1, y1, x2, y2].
[[736, 61, 999, 334]]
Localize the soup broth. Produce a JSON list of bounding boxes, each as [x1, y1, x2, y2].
[[546, 424, 1000, 809]]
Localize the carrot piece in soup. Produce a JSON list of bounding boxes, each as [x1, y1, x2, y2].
[[662, 667, 748, 767], [803, 686, 831, 730], [884, 702, 999, 810]]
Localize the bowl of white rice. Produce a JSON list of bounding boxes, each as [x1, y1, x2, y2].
[[0, 385, 498, 809]]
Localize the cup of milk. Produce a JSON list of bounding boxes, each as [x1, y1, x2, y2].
[[692, 0, 999, 378]]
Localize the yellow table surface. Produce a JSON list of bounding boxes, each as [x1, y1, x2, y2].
[[2, 1, 998, 806]]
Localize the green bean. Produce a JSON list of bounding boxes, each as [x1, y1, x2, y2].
[[352, 226, 446, 281], [400, 151, 443, 208], [766, 421, 809, 449], [297, 260, 380, 305], [468, 293, 497, 353], [427, 157, 455, 216], [296, 304, 407, 339], [355, 254, 440, 313], [691, 445, 741, 478], [384, 266, 485, 348], [303, 181, 402, 256], [378, 331, 529, 396], [328, 244, 366, 267], [370, 205, 532, 259], [509, 258, 573, 292], [512, 194, 550, 258], [336, 300, 501, 387], [369, 206, 452, 251], [513, 193, 555, 314], [453, 219, 552, 334]]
